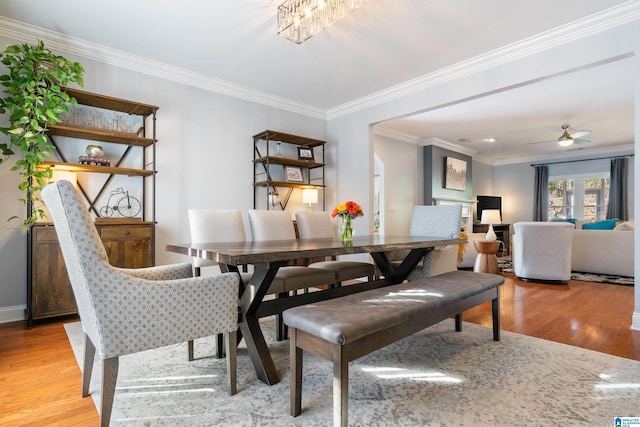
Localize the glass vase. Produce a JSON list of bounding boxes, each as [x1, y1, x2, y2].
[[340, 216, 354, 241]]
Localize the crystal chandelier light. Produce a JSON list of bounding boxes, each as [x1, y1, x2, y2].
[[277, 0, 371, 44]]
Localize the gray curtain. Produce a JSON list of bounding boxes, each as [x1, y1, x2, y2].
[[533, 165, 548, 221], [606, 157, 628, 220]]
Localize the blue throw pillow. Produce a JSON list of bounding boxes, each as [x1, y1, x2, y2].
[[582, 218, 618, 230], [550, 218, 577, 227]]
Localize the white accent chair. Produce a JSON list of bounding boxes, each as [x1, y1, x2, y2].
[[295, 211, 375, 286], [388, 205, 462, 281], [42, 180, 240, 427], [513, 221, 574, 283], [247, 210, 336, 339]]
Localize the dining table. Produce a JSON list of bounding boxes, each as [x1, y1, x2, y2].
[[166, 234, 463, 385]]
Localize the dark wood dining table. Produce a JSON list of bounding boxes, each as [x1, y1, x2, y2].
[[166, 234, 463, 385]]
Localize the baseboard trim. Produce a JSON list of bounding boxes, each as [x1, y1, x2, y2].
[[0, 305, 26, 324], [632, 311, 640, 332]]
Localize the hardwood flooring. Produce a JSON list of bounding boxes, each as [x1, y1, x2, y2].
[[0, 275, 638, 426], [465, 274, 640, 359]]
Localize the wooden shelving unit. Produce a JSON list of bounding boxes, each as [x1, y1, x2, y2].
[[26, 88, 159, 327], [253, 130, 326, 210]]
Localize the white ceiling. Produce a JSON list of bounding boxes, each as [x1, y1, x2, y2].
[[0, 0, 635, 164]]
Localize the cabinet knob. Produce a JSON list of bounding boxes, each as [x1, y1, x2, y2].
[[125, 231, 130, 235]]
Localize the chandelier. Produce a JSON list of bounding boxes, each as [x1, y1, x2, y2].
[[277, 0, 371, 44]]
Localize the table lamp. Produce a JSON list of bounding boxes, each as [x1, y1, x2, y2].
[[268, 191, 280, 207], [50, 170, 78, 189], [480, 209, 501, 241], [302, 188, 318, 209]]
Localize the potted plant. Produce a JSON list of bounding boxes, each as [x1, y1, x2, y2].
[[0, 39, 84, 229]]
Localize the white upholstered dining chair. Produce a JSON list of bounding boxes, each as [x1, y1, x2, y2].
[[42, 180, 240, 427], [247, 210, 336, 339], [188, 209, 251, 359], [188, 209, 251, 279], [295, 211, 375, 286]]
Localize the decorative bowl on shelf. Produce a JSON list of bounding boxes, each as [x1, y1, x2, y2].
[[86, 145, 104, 157]]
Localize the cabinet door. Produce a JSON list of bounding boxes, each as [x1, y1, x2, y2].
[[31, 227, 77, 318], [99, 225, 152, 268]]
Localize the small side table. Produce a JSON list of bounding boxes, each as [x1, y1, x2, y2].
[[473, 240, 502, 275], [473, 223, 510, 256]]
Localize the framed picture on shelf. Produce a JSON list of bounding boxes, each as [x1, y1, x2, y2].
[[284, 166, 304, 183], [297, 147, 314, 162], [444, 157, 467, 191]]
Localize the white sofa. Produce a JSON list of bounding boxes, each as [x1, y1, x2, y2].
[[459, 221, 635, 279], [571, 226, 634, 277]]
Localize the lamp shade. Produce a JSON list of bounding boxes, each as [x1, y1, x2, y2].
[[302, 188, 318, 205], [480, 209, 501, 225], [50, 170, 78, 189]]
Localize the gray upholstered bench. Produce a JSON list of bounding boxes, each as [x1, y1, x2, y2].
[[282, 270, 504, 427]]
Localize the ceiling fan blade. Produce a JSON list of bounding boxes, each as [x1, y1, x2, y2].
[[571, 130, 591, 138], [573, 138, 590, 145], [526, 140, 555, 145]]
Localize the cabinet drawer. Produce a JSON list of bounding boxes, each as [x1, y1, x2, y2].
[[34, 227, 59, 242], [100, 225, 151, 239]]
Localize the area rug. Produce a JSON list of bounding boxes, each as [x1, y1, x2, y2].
[[498, 257, 634, 286], [65, 319, 640, 426]]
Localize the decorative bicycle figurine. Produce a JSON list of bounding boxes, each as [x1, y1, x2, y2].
[[99, 187, 141, 218]]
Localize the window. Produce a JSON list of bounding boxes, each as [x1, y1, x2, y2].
[[548, 173, 609, 221]]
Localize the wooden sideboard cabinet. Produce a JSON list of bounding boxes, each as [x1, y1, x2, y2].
[[26, 89, 158, 327], [29, 222, 153, 322], [99, 222, 153, 268]]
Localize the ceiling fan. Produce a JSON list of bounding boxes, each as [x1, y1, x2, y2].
[[527, 125, 591, 147]]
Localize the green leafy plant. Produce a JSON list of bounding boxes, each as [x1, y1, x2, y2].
[[0, 40, 84, 229]]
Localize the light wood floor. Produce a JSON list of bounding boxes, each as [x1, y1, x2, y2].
[[1, 275, 638, 426]]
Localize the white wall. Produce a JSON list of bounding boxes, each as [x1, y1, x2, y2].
[[373, 133, 422, 235], [0, 34, 327, 322]]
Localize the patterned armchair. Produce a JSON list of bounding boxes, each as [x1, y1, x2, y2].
[[41, 180, 240, 427], [387, 205, 462, 281]]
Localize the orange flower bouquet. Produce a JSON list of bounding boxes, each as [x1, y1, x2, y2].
[[331, 201, 363, 241]]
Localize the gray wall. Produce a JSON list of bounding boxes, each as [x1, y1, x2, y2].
[[424, 146, 473, 203], [471, 160, 495, 221]]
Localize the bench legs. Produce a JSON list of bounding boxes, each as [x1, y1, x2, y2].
[[492, 296, 500, 341], [334, 345, 348, 427], [454, 295, 500, 342], [290, 328, 302, 417], [290, 328, 349, 427]]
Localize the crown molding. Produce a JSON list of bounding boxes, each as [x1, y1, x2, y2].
[[487, 143, 635, 166], [327, 0, 640, 120], [0, 16, 327, 120], [1, 1, 638, 122], [422, 138, 478, 157], [372, 125, 423, 144], [373, 126, 479, 156]]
